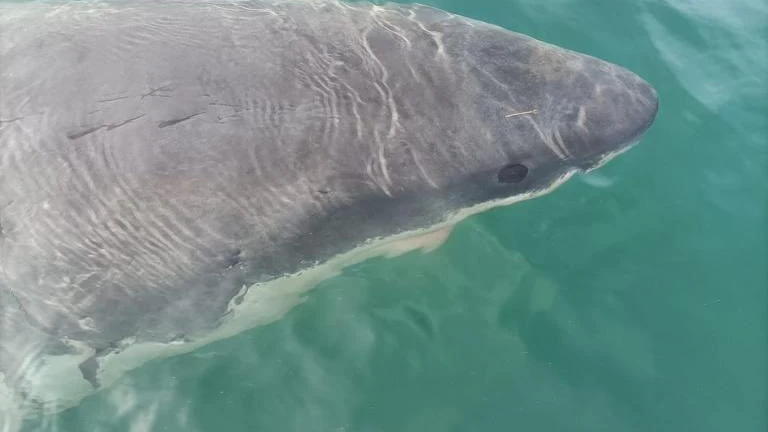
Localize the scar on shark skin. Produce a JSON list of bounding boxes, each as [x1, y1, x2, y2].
[[505, 109, 538, 118]]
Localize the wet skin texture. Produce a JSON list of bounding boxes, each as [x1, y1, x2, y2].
[[0, 0, 658, 410]]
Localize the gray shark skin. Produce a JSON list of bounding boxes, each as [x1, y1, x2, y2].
[[0, 0, 658, 423]]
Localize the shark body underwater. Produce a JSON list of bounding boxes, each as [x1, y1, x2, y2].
[[0, 0, 658, 423]]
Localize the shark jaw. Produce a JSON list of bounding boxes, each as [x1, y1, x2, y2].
[[1, 167, 580, 425]]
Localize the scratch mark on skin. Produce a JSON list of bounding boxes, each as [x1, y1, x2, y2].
[[505, 109, 537, 118], [158, 112, 204, 128], [66, 114, 145, 140], [0, 117, 24, 124], [66, 126, 104, 140], [97, 95, 130, 103], [4, 284, 39, 329], [107, 114, 145, 130], [141, 85, 174, 99]]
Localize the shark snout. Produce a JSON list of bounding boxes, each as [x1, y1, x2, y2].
[[557, 59, 659, 171]]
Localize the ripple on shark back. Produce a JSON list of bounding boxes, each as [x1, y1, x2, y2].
[[0, 0, 658, 423]]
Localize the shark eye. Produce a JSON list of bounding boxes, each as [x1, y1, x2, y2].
[[497, 164, 528, 184]]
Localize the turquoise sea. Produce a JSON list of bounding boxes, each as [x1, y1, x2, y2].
[[15, 0, 768, 431]]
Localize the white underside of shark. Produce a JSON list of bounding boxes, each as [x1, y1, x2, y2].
[[0, 166, 593, 429]]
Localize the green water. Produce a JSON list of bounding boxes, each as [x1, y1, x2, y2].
[[23, 0, 767, 431]]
